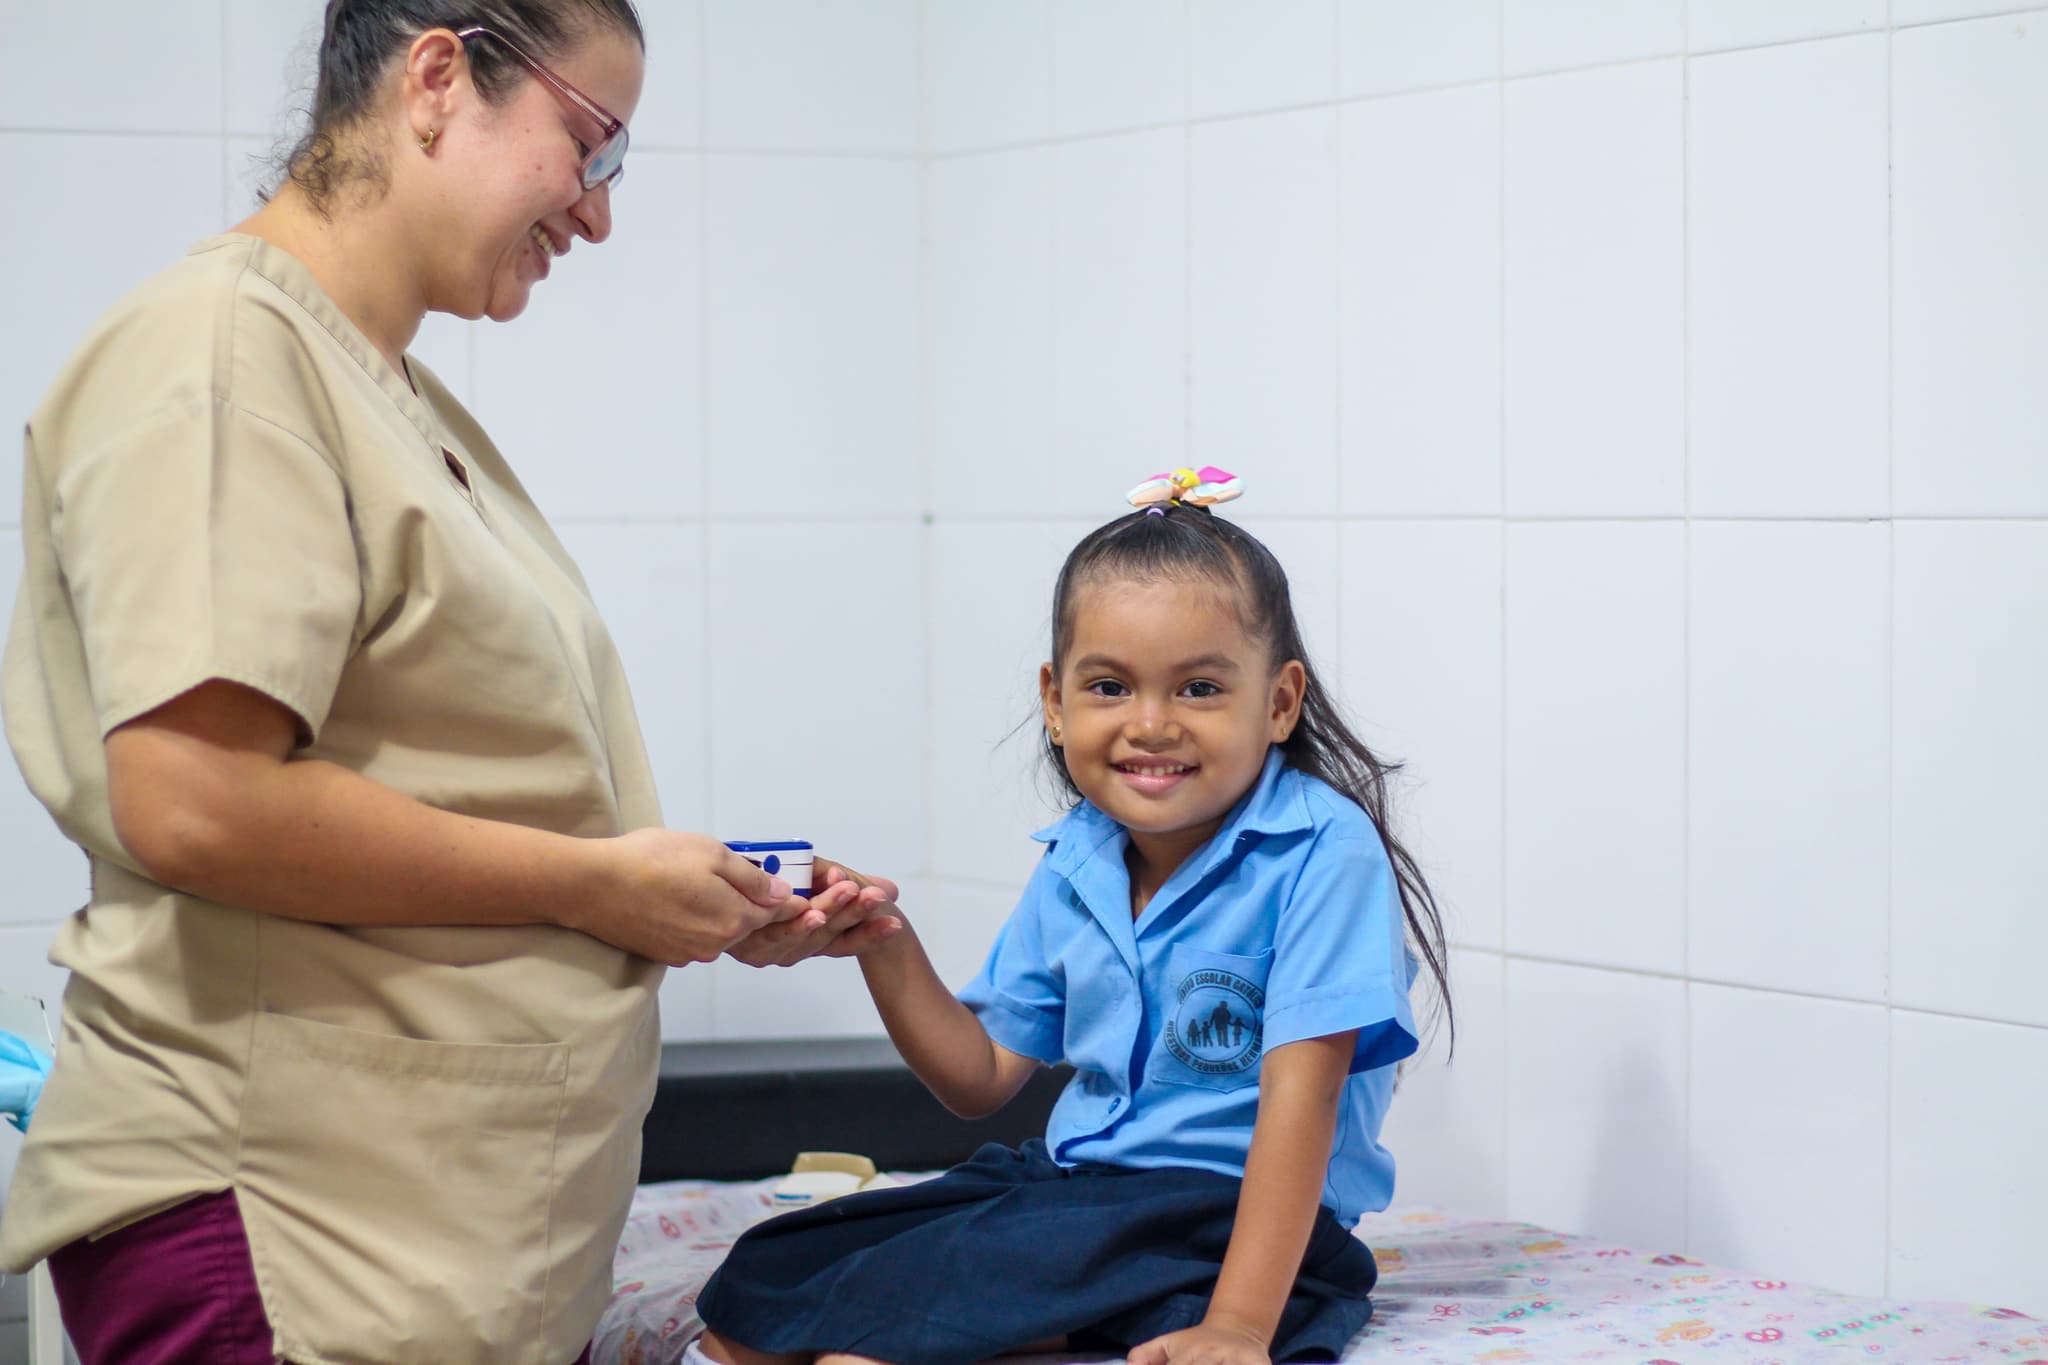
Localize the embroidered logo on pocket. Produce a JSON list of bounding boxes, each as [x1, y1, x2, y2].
[[1163, 967, 1264, 1076]]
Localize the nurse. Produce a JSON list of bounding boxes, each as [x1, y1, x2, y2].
[[0, 3, 895, 1362]]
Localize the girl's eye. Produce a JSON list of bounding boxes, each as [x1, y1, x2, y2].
[[573, 137, 594, 160], [1183, 680, 1222, 699], [1085, 679, 1129, 698]]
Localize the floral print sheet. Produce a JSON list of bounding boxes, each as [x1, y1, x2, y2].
[[596, 1180, 2043, 1365]]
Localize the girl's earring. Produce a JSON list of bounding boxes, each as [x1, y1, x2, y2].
[[1049, 723, 1062, 743], [419, 128, 438, 153]]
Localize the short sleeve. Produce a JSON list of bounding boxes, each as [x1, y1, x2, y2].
[[956, 859, 1067, 1064], [51, 394, 360, 740], [1262, 829, 1419, 1073]]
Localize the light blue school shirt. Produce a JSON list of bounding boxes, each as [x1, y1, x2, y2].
[[959, 747, 1420, 1225]]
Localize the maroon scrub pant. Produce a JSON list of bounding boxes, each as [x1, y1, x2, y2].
[[47, 1187, 594, 1365]]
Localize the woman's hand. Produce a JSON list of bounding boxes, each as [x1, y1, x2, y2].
[[724, 857, 904, 967], [587, 829, 813, 965], [1126, 1321, 1270, 1365]]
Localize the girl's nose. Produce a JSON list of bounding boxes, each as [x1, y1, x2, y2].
[[1126, 701, 1179, 744]]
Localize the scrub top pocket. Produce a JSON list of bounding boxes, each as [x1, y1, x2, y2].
[[234, 1010, 570, 1365], [1144, 945, 1274, 1093]]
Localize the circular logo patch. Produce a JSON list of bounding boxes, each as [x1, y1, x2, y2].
[[1163, 968, 1264, 1075]]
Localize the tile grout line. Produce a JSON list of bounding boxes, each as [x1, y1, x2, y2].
[[1881, 0, 1897, 1299], [1678, 0, 1696, 1257], [1494, 0, 1513, 1223]]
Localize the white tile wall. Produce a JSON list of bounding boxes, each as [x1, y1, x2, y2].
[[222, 0, 321, 137], [1687, 0, 1887, 52], [1053, 130, 1188, 517], [1689, 985, 1889, 1295], [0, 2, 223, 135], [1892, 0, 2048, 25], [1890, 1011, 2048, 1314], [1378, 949, 1507, 1218], [1051, 0, 1187, 138], [1688, 37, 1889, 519], [555, 522, 711, 838], [474, 151, 702, 524], [706, 521, 924, 883], [1505, 959, 1688, 1249], [1688, 523, 1890, 1001], [1340, 521, 1503, 951], [703, 0, 918, 154], [1503, 523, 1686, 973], [1187, 0, 1338, 119], [926, 522, 1086, 891], [1892, 522, 2048, 1029], [1893, 15, 2048, 516], [1339, 84, 1501, 517], [703, 155, 919, 521], [630, 0, 705, 149], [1338, 0, 1500, 98], [923, 0, 1053, 152], [1190, 109, 1340, 516], [1236, 518, 1343, 691], [1502, 0, 1684, 75], [1503, 63, 1685, 517], [927, 149, 1056, 521], [922, 879, 1026, 993]]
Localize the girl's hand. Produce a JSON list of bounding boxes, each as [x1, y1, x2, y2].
[[816, 857, 900, 902], [726, 877, 903, 967], [1126, 1321, 1270, 1365]]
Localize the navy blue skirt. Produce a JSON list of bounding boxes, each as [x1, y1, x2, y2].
[[697, 1141, 1378, 1364]]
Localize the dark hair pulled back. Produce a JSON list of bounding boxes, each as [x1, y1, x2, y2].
[[1045, 503, 1455, 1051], [279, 0, 644, 213]]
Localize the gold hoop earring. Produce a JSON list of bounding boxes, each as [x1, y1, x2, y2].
[[419, 128, 438, 153]]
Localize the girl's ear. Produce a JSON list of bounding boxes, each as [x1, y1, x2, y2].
[[1268, 659, 1306, 743], [1039, 662, 1062, 743]]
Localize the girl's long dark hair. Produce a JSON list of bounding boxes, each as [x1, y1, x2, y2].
[[1044, 504, 1454, 1052]]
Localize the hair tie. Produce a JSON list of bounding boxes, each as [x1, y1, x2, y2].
[[1126, 466, 1243, 511]]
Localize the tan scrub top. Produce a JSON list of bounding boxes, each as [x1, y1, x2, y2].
[[0, 234, 666, 1365]]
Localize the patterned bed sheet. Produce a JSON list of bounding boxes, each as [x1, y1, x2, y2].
[[596, 1177, 2043, 1365]]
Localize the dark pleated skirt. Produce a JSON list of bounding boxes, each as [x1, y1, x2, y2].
[[696, 1141, 1378, 1365]]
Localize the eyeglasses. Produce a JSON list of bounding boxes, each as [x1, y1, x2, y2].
[[457, 25, 629, 191]]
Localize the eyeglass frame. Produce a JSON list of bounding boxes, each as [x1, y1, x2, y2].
[[455, 25, 629, 191]]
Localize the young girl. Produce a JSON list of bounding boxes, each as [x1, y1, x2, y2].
[[697, 479, 1453, 1365]]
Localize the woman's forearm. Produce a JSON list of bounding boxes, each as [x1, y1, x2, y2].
[[103, 679, 800, 964]]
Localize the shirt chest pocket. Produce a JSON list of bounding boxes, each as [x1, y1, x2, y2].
[[1144, 944, 1274, 1093]]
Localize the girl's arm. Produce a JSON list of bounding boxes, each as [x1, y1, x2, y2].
[[1129, 1030, 1359, 1365], [856, 915, 1041, 1119]]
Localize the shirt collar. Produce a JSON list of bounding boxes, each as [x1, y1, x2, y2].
[[194, 233, 451, 457]]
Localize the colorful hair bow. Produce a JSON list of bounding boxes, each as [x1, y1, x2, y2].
[[1125, 466, 1243, 510]]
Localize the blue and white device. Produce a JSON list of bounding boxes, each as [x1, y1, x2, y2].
[[725, 840, 814, 896]]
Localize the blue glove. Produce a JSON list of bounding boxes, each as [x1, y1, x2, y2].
[[0, 1030, 53, 1134]]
